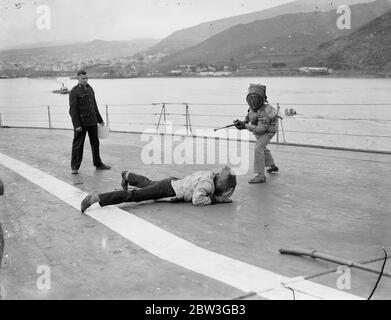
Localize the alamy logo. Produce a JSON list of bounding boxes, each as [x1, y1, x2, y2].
[[36, 5, 51, 30], [336, 5, 351, 30], [36, 265, 51, 290], [140, 122, 251, 175], [336, 265, 351, 290]]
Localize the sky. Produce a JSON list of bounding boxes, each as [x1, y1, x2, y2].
[[0, 0, 296, 49]]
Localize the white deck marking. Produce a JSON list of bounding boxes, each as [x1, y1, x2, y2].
[[0, 152, 362, 300]]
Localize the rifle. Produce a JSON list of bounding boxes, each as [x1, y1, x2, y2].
[[214, 124, 236, 132]]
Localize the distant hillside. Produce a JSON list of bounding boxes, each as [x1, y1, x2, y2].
[[303, 10, 391, 74], [158, 0, 391, 67], [0, 39, 160, 62], [148, 0, 374, 55]]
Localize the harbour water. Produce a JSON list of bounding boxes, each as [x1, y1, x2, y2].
[[0, 77, 390, 151]]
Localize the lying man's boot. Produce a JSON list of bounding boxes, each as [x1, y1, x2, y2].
[[248, 174, 267, 184], [121, 171, 129, 190], [81, 194, 100, 213], [96, 164, 111, 170], [266, 165, 279, 173], [71, 169, 78, 174]]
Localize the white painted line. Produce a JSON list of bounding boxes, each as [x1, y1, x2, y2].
[[0, 152, 363, 300]]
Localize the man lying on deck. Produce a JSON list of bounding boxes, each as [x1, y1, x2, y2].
[[81, 166, 237, 213]]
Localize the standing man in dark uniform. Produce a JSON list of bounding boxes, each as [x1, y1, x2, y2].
[[69, 70, 111, 174]]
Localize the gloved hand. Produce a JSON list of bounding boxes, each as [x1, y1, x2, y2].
[[221, 187, 235, 199], [233, 119, 246, 130]]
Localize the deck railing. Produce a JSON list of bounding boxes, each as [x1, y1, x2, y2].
[[1, 102, 391, 154]]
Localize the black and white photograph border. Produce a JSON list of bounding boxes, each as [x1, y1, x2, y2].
[[0, 0, 391, 305]]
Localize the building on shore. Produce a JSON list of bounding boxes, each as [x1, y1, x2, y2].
[[298, 67, 332, 75]]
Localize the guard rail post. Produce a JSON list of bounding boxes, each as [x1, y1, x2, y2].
[[105, 104, 110, 127], [185, 103, 192, 135], [47, 105, 52, 129], [276, 103, 280, 143]]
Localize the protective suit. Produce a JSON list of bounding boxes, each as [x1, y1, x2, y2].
[[236, 84, 279, 183]]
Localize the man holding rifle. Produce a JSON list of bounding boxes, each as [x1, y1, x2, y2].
[[233, 84, 279, 184]]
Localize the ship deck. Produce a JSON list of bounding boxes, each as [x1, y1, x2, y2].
[[0, 127, 390, 300]]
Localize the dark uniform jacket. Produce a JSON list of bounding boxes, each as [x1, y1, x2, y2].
[[69, 84, 103, 129], [244, 103, 278, 136]]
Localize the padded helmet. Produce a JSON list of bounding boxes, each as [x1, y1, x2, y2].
[[246, 84, 267, 110]]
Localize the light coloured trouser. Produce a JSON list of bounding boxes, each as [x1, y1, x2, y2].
[[254, 132, 276, 176]]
